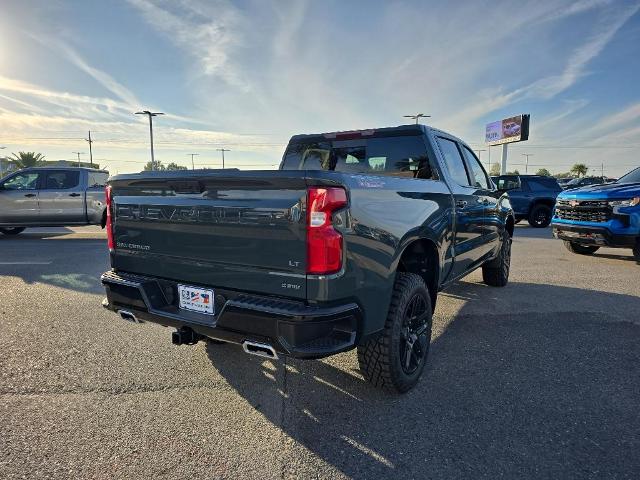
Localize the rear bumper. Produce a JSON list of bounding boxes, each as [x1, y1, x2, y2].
[[551, 223, 637, 248], [101, 270, 361, 359]]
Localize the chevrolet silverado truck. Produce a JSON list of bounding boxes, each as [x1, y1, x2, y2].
[[0, 167, 109, 235], [552, 166, 640, 263], [101, 125, 515, 392]]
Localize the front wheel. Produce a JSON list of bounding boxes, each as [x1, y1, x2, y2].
[[0, 227, 26, 236], [482, 230, 512, 287], [528, 204, 552, 228], [357, 272, 432, 393], [564, 241, 600, 255]]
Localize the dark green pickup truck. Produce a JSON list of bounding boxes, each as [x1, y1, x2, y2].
[[101, 124, 515, 392]]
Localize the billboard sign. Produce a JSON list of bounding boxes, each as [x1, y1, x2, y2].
[[485, 114, 530, 146]]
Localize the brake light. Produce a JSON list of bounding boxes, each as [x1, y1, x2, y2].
[[307, 187, 347, 274], [105, 185, 115, 251]]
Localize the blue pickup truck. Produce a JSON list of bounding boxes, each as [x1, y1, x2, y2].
[[552, 167, 640, 263]]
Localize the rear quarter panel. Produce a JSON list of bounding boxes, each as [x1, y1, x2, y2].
[[305, 171, 454, 337]]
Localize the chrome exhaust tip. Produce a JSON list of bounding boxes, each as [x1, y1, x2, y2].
[[117, 309, 142, 323], [242, 341, 279, 360]]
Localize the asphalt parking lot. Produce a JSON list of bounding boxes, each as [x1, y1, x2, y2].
[[1, 225, 639, 479]]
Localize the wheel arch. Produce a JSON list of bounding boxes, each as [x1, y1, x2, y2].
[[395, 238, 440, 310]]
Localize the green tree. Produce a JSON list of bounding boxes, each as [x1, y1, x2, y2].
[[166, 162, 188, 171], [490, 163, 501, 176], [556, 171, 573, 179], [143, 160, 166, 171], [570, 163, 588, 177], [536, 168, 551, 176], [10, 151, 45, 169]]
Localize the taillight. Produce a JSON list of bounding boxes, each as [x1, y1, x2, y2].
[[105, 185, 115, 251], [307, 187, 347, 274]]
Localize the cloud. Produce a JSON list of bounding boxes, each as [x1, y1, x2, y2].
[[126, 0, 247, 88]]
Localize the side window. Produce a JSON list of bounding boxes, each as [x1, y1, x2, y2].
[[461, 147, 489, 189], [497, 176, 520, 191], [1, 172, 40, 190], [436, 137, 470, 186], [43, 171, 80, 190], [88, 171, 108, 188]]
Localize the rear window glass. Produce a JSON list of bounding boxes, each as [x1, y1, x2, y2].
[[44, 171, 80, 189], [281, 136, 437, 180]]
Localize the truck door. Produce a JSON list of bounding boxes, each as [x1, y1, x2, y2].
[[435, 136, 486, 277], [460, 146, 501, 250], [0, 170, 41, 224], [38, 170, 85, 224]]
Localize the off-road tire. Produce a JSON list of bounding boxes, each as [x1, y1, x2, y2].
[[528, 204, 552, 228], [0, 227, 25, 236], [357, 272, 432, 393], [482, 230, 512, 287], [564, 241, 600, 255]]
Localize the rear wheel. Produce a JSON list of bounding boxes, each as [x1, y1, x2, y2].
[[0, 227, 25, 236], [564, 241, 600, 255], [482, 229, 512, 287], [528, 204, 552, 228], [357, 272, 432, 393]]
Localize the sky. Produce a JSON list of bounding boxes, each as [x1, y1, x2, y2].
[[0, 0, 639, 177]]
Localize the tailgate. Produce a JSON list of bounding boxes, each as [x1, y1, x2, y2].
[[110, 172, 308, 299]]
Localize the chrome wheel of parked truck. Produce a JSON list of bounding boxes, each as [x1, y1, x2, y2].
[[101, 124, 515, 393]]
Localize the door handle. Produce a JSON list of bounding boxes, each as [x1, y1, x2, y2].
[[24, 193, 36, 198], [69, 193, 81, 197], [456, 200, 468, 209]]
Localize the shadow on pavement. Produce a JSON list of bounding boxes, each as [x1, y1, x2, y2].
[[206, 282, 640, 479], [0, 235, 108, 295]]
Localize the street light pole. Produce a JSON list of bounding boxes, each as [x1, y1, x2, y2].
[[216, 148, 230, 169], [403, 113, 430, 124], [72, 151, 85, 167], [187, 153, 199, 170], [521, 153, 533, 174], [135, 110, 164, 171]]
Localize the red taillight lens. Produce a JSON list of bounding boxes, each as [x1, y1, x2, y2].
[[105, 185, 115, 251], [307, 187, 347, 274]]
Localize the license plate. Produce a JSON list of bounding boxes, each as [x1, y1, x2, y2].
[[178, 284, 214, 315]]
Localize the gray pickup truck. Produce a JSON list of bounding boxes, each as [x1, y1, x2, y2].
[[0, 167, 109, 235], [101, 124, 515, 392]]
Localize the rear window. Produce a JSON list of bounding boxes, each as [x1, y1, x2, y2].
[[281, 136, 437, 180]]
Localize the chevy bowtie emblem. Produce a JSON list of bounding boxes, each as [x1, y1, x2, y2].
[[569, 200, 580, 207]]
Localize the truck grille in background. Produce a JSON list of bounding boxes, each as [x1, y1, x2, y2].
[[555, 200, 611, 223]]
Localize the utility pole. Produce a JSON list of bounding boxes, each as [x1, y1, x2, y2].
[[72, 152, 85, 167], [601, 162, 604, 178], [403, 113, 430, 124], [85, 131, 94, 167], [216, 148, 230, 169], [135, 110, 164, 170], [521, 153, 533, 174], [187, 153, 199, 170]]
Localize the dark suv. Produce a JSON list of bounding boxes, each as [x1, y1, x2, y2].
[[495, 175, 562, 227]]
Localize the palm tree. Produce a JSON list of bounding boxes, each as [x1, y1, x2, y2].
[[570, 163, 588, 178], [10, 152, 45, 169]]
